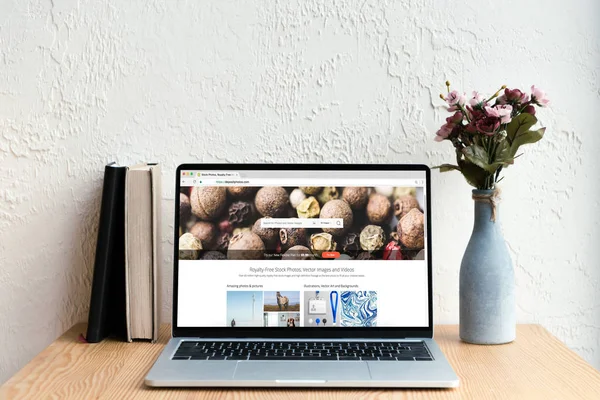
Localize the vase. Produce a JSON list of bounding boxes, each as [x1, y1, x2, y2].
[[459, 189, 515, 344]]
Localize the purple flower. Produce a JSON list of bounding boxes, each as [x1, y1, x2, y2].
[[464, 106, 485, 133], [485, 104, 513, 124], [498, 88, 529, 105], [523, 105, 536, 115], [434, 122, 454, 142], [466, 105, 484, 121], [446, 111, 464, 125], [434, 111, 464, 142], [445, 90, 467, 111], [468, 91, 485, 107], [475, 116, 501, 136], [531, 85, 550, 107]]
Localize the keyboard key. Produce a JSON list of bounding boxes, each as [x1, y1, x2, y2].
[[320, 355, 337, 360], [415, 357, 433, 361], [172, 356, 190, 360], [255, 356, 305, 360], [226, 355, 248, 360], [174, 352, 195, 358]]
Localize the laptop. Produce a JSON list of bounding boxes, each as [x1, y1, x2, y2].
[[145, 164, 459, 388]]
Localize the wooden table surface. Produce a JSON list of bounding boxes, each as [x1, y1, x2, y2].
[[1, 324, 600, 399]]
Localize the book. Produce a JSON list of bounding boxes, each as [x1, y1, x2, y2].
[[124, 163, 161, 342], [86, 163, 128, 343], [86, 162, 161, 343]]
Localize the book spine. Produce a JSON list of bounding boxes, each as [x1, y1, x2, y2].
[[151, 164, 162, 342], [86, 164, 127, 343]]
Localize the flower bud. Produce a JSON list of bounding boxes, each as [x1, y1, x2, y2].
[[523, 105, 536, 115]]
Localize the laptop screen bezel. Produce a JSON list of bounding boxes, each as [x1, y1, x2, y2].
[[172, 163, 433, 339]]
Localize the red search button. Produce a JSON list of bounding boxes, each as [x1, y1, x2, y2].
[[322, 251, 340, 259]]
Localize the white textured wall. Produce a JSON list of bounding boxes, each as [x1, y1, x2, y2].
[[1, 0, 599, 384]]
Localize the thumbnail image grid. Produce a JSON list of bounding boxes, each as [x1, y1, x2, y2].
[[263, 312, 300, 327], [263, 291, 300, 312], [303, 290, 377, 327], [226, 291, 263, 327]]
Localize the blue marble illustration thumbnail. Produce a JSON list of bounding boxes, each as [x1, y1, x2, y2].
[[340, 291, 377, 327]]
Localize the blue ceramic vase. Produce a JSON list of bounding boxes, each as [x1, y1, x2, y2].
[[459, 189, 515, 344]]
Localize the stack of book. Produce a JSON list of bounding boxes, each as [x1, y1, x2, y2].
[[86, 162, 161, 343]]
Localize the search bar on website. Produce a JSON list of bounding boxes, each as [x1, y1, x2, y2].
[[260, 218, 344, 228]]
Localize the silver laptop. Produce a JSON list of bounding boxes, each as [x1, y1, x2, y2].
[[145, 164, 459, 388]]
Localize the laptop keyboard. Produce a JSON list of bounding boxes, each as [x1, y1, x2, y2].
[[172, 341, 433, 361]]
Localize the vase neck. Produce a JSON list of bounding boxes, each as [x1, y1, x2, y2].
[[472, 190, 500, 229]]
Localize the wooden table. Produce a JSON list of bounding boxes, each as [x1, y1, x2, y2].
[[2, 324, 600, 399]]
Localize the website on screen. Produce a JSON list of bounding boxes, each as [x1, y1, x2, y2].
[[177, 169, 429, 328]]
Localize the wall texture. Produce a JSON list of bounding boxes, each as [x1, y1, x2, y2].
[[1, 0, 599, 384]]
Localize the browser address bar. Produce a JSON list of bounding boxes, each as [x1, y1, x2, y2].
[[260, 218, 344, 229], [190, 179, 423, 185]]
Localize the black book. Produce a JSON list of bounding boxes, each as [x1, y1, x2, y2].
[[86, 162, 128, 343]]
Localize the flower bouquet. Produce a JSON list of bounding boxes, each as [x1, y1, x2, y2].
[[434, 82, 550, 344], [434, 82, 549, 190]]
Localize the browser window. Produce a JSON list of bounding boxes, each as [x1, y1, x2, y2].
[[177, 169, 428, 328]]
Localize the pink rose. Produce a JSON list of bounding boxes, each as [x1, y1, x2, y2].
[[468, 91, 485, 107], [446, 111, 464, 125], [531, 85, 550, 107], [496, 104, 513, 123], [498, 88, 529, 105], [464, 106, 485, 133], [434, 122, 454, 141], [485, 105, 513, 124], [446, 90, 466, 111], [475, 116, 501, 136], [465, 121, 478, 134], [466, 105, 484, 122], [523, 105, 536, 115]]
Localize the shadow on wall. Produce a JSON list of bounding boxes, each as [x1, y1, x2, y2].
[[68, 183, 104, 322]]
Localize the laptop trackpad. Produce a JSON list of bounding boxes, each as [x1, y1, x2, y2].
[[234, 361, 370, 381]]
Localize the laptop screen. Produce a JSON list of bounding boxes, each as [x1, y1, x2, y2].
[[176, 168, 429, 329]]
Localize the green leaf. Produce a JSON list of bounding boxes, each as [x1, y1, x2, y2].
[[463, 144, 489, 170], [432, 164, 460, 172], [458, 159, 488, 189], [495, 140, 515, 167], [463, 145, 506, 173], [510, 127, 545, 157], [495, 140, 512, 162], [506, 113, 537, 143]]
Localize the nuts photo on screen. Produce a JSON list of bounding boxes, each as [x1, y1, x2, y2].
[[178, 186, 425, 261]]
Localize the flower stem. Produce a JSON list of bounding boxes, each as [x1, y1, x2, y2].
[[516, 101, 531, 114], [484, 85, 507, 104], [458, 104, 471, 123]]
